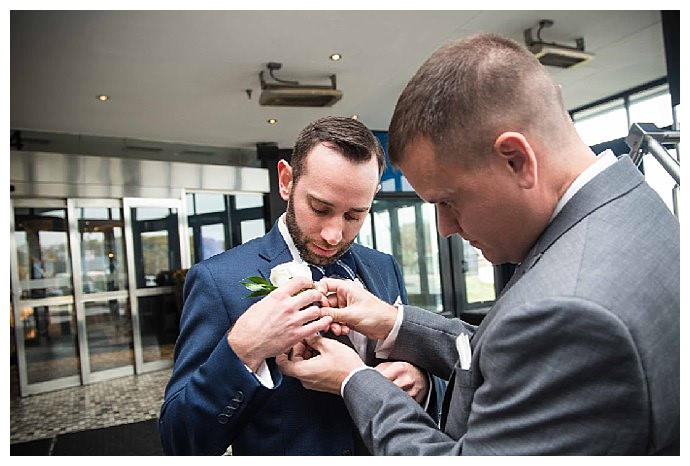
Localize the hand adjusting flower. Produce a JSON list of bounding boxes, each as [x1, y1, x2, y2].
[[241, 260, 313, 298]]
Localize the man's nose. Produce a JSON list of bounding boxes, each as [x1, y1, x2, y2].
[[321, 219, 343, 245], [436, 208, 462, 238]]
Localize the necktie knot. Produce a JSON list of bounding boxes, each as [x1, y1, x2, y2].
[[309, 250, 357, 281]]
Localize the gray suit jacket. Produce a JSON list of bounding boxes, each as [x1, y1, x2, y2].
[[343, 155, 680, 455]]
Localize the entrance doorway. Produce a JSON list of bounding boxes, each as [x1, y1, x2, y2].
[[10, 197, 185, 396]]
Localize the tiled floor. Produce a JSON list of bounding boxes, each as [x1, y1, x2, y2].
[[10, 366, 171, 444]]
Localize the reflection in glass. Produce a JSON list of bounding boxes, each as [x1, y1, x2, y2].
[[85, 298, 133, 372], [131, 207, 181, 288], [366, 198, 443, 313], [463, 240, 496, 304], [240, 219, 265, 243], [138, 294, 178, 363], [185, 192, 266, 265], [19, 303, 79, 384], [14, 207, 73, 299], [78, 207, 127, 293], [200, 224, 225, 260]]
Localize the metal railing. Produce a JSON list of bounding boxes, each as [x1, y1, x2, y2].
[[625, 122, 680, 218]]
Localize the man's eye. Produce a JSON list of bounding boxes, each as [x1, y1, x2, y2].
[[312, 207, 328, 215], [345, 214, 361, 222]]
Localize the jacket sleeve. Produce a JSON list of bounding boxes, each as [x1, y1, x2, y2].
[[158, 262, 281, 455], [389, 254, 447, 424], [343, 297, 647, 455]]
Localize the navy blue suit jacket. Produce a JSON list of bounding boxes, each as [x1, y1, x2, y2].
[[159, 222, 413, 455]]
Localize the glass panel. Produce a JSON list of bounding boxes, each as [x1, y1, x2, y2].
[[235, 194, 264, 209], [463, 240, 496, 304], [200, 223, 226, 260], [78, 207, 127, 293], [19, 303, 79, 384], [240, 219, 265, 243], [193, 193, 225, 214], [85, 298, 133, 372], [13, 207, 72, 299], [188, 226, 195, 266], [138, 293, 178, 364], [356, 213, 373, 248], [131, 207, 180, 288], [573, 99, 628, 147], [185, 192, 266, 265], [366, 198, 443, 313], [629, 88, 673, 129], [372, 210, 392, 254]]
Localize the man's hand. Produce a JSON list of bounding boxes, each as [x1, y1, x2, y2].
[[228, 277, 332, 372], [316, 278, 398, 340], [375, 361, 429, 404], [276, 334, 364, 395]]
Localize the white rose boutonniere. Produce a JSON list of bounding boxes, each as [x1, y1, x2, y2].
[[240, 260, 313, 298]]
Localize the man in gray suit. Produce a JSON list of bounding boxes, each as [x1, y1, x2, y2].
[[277, 33, 680, 455]]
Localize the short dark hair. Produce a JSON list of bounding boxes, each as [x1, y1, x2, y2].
[[291, 116, 386, 184], [388, 33, 567, 168]]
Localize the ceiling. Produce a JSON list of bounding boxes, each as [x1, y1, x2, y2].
[[10, 10, 669, 165]]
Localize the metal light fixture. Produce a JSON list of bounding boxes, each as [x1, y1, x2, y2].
[[258, 62, 343, 107], [524, 20, 594, 69]]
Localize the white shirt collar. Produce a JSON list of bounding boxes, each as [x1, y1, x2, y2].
[[549, 150, 617, 223], [277, 213, 304, 262]]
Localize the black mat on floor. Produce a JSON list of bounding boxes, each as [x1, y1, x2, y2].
[[10, 419, 164, 456], [10, 437, 53, 456], [52, 419, 163, 456]]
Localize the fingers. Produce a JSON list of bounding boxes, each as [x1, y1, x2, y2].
[[276, 276, 316, 296], [299, 315, 333, 337], [327, 322, 350, 336]]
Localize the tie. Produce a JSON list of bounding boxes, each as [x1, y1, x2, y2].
[[309, 250, 357, 281]]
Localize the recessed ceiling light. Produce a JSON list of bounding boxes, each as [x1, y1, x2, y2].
[[96, 94, 109, 102], [330, 53, 342, 61], [351, 115, 359, 120], [267, 118, 277, 125]]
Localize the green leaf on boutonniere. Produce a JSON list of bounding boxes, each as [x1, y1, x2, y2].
[[240, 276, 277, 298]]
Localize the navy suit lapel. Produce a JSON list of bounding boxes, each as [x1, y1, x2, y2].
[[256, 221, 293, 280], [353, 248, 388, 302]]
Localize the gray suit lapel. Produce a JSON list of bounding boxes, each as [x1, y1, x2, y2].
[[471, 156, 643, 343]]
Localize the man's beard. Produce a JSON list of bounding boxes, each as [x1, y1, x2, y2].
[[285, 198, 354, 266]]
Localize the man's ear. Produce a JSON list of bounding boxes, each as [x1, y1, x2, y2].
[[493, 132, 537, 189], [277, 159, 293, 201]]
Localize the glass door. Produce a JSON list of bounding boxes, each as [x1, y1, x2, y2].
[[124, 198, 187, 373], [358, 195, 444, 314], [10, 199, 80, 395], [68, 199, 133, 384]]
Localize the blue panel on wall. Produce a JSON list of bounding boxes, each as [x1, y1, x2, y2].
[[373, 130, 411, 192]]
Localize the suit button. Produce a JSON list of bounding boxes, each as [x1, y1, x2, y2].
[[233, 391, 244, 402], [223, 406, 233, 415], [217, 413, 232, 424], [341, 448, 352, 455]]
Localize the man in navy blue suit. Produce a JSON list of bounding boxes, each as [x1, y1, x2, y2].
[[159, 116, 441, 455]]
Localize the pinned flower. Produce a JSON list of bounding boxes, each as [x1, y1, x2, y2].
[[241, 260, 313, 298]]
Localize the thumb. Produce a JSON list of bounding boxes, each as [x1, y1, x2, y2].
[[303, 333, 340, 354]]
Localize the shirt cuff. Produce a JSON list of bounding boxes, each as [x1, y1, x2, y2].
[[374, 303, 404, 359], [421, 371, 433, 410], [245, 360, 274, 389]]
